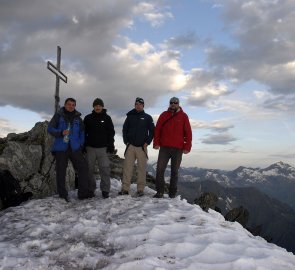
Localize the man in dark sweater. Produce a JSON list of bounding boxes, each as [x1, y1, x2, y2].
[[119, 97, 154, 197], [84, 98, 115, 199]]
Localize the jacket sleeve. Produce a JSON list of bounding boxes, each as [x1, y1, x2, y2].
[[83, 115, 89, 146], [183, 114, 192, 152], [107, 115, 115, 147], [146, 115, 155, 145], [47, 113, 62, 137], [79, 118, 85, 147], [122, 117, 129, 145], [153, 113, 165, 147], [83, 116, 88, 135]]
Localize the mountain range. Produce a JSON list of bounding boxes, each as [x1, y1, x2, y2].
[[148, 161, 295, 210]]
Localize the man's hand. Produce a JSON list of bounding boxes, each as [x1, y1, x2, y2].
[[107, 145, 115, 154], [62, 129, 70, 136], [153, 145, 160, 150]]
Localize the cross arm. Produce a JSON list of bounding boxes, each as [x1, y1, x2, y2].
[[47, 61, 68, 83]]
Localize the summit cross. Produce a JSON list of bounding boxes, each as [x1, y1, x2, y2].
[[47, 46, 68, 113]]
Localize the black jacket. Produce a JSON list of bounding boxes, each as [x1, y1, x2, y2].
[[84, 109, 115, 150], [123, 109, 154, 146]]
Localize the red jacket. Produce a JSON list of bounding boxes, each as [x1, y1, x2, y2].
[[153, 107, 192, 152]]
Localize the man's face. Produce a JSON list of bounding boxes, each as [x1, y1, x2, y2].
[[64, 101, 76, 112], [135, 102, 144, 112], [94, 105, 103, 113], [169, 100, 179, 111]]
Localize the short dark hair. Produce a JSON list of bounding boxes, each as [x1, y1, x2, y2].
[[64, 97, 76, 105]]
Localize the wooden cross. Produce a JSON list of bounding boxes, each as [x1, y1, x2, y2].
[[47, 46, 68, 113]]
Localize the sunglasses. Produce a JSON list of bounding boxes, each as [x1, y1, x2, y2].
[[170, 102, 178, 105]]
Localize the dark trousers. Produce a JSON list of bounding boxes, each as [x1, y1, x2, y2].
[[55, 149, 91, 198], [155, 147, 183, 195]]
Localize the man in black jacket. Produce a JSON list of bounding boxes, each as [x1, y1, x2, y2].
[[119, 97, 154, 197], [84, 98, 115, 199]]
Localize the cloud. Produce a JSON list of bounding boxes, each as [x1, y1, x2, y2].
[[192, 117, 237, 145], [0, 0, 186, 123], [201, 133, 237, 145], [190, 119, 234, 132], [187, 83, 231, 106], [197, 146, 248, 154], [2, 0, 295, 118], [208, 96, 284, 121], [210, 120, 234, 132], [132, 2, 173, 27], [262, 95, 295, 112], [207, 0, 295, 98], [0, 118, 21, 137], [164, 32, 199, 49], [269, 153, 295, 159], [185, 68, 233, 106]]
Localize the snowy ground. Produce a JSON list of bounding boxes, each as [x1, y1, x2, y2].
[[1, 179, 295, 270]]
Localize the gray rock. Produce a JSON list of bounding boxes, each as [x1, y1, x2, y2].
[[0, 121, 75, 202], [0, 141, 42, 179], [194, 192, 218, 212], [225, 206, 249, 227]]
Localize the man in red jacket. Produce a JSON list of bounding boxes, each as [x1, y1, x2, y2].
[[153, 97, 192, 198]]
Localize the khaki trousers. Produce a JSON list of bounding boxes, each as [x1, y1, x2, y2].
[[122, 144, 148, 192]]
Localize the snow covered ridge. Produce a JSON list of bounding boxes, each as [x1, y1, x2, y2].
[[1, 179, 295, 270], [234, 162, 295, 181]]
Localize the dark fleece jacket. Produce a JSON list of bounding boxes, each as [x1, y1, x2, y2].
[[84, 109, 115, 149]]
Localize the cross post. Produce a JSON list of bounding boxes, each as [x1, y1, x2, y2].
[[47, 46, 68, 113]]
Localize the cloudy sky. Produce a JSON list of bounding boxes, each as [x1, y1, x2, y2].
[[1, 0, 295, 169]]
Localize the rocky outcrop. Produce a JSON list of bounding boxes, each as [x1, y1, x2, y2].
[[194, 192, 219, 212], [0, 121, 75, 202], [194, 192, 250, 228], [225, 206, 249, 227], [0, 121, 156, 210]]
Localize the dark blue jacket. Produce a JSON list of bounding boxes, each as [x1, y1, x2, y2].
[[123, 109, 154, 146], [47, 107, 85, 152]]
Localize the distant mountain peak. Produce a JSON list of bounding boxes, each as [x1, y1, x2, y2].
[[264, 161, 295, 173], [233, 165, 262, 172], [273, 161, 292, 168]]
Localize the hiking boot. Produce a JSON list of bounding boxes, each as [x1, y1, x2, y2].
[[153, 192, 164, 198], [102, 191, 109, 199], [60, 195, 70, 203], [169, 191, 177, 198], [118, 190, 129, 195], [78, 195, 89, 200], [137, 191, 144, 197], [88, 191, 95, 198]]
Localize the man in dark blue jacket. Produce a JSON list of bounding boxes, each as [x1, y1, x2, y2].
[[84, 98, 115, 199], [119, 97, 154, 197], [47, 98, 92, 202]]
